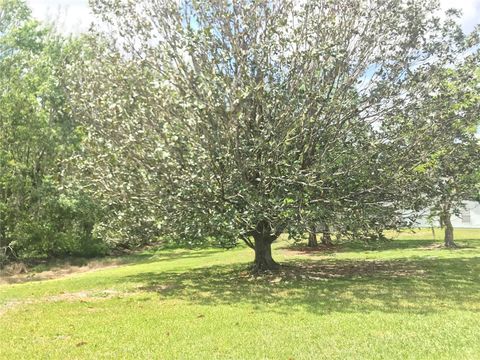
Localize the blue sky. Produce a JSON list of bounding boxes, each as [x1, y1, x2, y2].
[[26, 0, 480, 34]]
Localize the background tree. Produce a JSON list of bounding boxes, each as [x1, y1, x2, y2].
[[418, 65, 480, 247], [70, 0, 479, 270], [0, 0, 104, 262]]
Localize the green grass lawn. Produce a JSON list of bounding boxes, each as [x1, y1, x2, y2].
[[1, 228, 480, 359]]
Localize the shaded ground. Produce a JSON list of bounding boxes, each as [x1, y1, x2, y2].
[[126, 256, 479, 315]]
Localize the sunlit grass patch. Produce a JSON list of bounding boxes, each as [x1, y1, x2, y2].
[[1, 229, 479, 359]]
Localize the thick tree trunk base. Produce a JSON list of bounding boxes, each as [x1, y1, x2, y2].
[[444, 238, 457, 248], [251, 221, 280, 272], [444, 242, 457, 248], [252, 239, 280, 272], [251, 258, 281, 273]]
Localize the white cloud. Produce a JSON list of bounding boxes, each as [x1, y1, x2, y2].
[[440, 0, 480, 32], [26, 0, 94, 33]]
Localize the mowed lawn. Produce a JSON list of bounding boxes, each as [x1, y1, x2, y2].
[[1, 229, 480, 360]]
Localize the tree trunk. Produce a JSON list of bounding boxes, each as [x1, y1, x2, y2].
[[443, 212, 456, 248], [321, 224, 332, 245], [307, 226, 318, 247], [253, 236, 279, 271], [252, 221, 280, 271]]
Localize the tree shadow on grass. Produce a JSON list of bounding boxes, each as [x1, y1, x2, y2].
[[116, 248, 227, 266], [281, 238, 480, 255], [122, 256, 480, 315], [346, 238, 479, 251]]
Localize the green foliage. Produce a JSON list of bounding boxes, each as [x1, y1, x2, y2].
[[0, 0, 104, 261], [1, 0, 479, 266], [413, 63, 480, 234], [71, 0, 480, 268]]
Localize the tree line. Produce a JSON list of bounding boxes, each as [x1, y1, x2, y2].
[[1, 0, 479, 270]]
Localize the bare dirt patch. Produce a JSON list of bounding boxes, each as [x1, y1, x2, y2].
[[0, 259, 128, 285], [46, 289, 122, 302], [280, 244, 342, 256], [419, 243, 445, 250], [0, 289, 124, 316]]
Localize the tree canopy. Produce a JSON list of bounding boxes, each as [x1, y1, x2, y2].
[[65, 0, 480, 270], [419, 66, 480, 247], [0, 0, 478, 269]]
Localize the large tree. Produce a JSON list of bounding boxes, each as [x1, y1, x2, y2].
[[71, 0, 478, 270]]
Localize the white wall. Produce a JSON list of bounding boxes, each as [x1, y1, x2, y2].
[[412, 201, 480, 229]]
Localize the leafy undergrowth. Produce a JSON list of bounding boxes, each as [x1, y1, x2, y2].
[[1, 228, 479, 359]]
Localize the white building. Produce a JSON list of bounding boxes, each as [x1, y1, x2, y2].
[[413, 200, 480, 229]]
